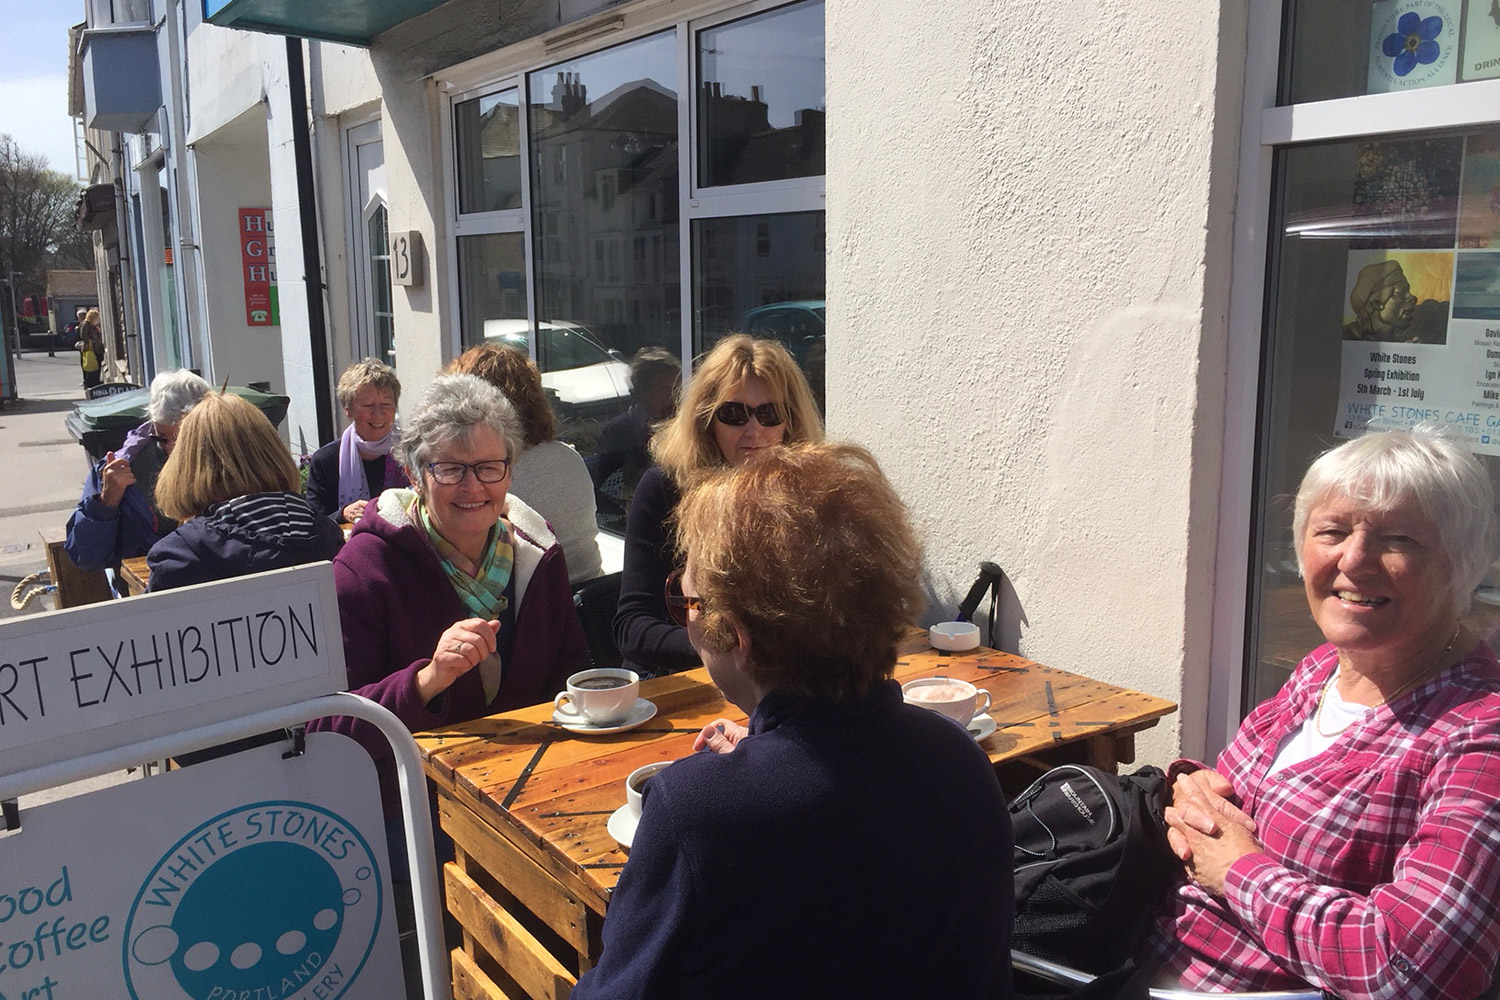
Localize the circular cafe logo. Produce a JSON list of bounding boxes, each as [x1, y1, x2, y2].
[[1372, 1, 1456, 89], [122, 801, 383, 1000]]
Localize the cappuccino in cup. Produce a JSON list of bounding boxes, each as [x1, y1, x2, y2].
[[901, 676, 991, 728], [555, 668, 640, 726]]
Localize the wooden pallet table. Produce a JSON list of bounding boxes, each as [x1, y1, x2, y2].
[[419, 641, 1176, 999]]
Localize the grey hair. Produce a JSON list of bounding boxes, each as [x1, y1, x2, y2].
[[146, 370, 212, 426], [1293, 425, 1498, 612], [336, 357, 401, 410], [397, 373, 522, 488]]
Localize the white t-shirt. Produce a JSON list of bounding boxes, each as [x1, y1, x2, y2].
[[1269, 669, 1369, 772]]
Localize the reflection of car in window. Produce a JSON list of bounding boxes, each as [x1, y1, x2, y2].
[[482, 318, 632, 421], [739, 301, 825, 408]]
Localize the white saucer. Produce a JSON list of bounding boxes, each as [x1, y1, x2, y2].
[[552, 698, 658, 735], [607, 804, 639, 849], [967, 713, 997, 741]]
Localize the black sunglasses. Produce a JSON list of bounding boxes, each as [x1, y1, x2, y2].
[[713, 401, 784, 427], [664, 568, 704, 626]]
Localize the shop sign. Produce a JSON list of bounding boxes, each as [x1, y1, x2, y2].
[[240, 208, 278, 326], [0, 564, 345, 777], [0, 735, 400, 1000]]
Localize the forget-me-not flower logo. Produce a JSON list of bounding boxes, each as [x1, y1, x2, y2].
[[1382, 12, 1444, 77]]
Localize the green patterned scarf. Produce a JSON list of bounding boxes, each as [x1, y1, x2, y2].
[[412, 494, 513, 701]]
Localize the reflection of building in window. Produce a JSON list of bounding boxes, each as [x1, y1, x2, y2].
[[529, 67, 680, 359], [699, 82, 826, 187]]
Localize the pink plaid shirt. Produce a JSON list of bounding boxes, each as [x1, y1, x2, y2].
[[1148, 641, 1500, 1000]]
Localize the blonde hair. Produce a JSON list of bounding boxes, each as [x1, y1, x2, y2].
[[676, 442, 923, 699], [83, 307, 101, 326], [336, 357, 401, 411], [156, 393, 301, 521], [650, 335, 823, 487]]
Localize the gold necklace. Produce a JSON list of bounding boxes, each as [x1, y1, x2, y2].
[[1313, 624, 1462, 738]]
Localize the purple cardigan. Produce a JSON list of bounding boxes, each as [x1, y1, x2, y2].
[[311, 490, 588, 810]]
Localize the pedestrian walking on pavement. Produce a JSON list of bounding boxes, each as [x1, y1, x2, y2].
[[78, 307, 104, 390]]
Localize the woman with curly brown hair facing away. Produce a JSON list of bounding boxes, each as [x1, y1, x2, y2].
[[613, 334, 823, 677], [447, 343, 603, 583]]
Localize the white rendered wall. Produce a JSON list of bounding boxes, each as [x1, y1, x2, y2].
[[826, 0, 1247, 760]]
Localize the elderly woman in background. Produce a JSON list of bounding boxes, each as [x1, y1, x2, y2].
[[1150, 427, 1500, 1000], [65, 369, 211, 578], [311, 374, 586, 821], [446, 343, 603, 583], [614, 334, 823, 677], [573, 443, 1013, 999], [146, 392, 344, 591], [304, 358, 409, 523]]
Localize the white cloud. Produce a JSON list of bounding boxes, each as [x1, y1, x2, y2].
[[0, 74, 81, 180]]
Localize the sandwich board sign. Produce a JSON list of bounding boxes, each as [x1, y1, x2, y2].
[[0, 564, 441, 1000]]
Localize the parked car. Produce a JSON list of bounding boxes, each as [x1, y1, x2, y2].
[[739, 300, 825, 364], [481, 319, 633, 445]]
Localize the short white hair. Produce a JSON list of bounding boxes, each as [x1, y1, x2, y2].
[[1293, 426, 1497, 611], [146, 370, 212, 426]]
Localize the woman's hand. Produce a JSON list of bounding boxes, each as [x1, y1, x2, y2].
[[692, 719, 748, 754], [99, 452, 135, 508], [1165, 771, 1261, 895], [416, 617, 501, 703], [341, 499, 368, 523]]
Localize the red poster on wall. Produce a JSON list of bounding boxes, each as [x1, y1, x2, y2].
[[239, 208, 278, 326]]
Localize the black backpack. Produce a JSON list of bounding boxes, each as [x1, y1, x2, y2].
[[1011, 764, 1183, 975]]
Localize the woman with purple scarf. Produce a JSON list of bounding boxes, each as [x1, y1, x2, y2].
[[304, 358, 410, 523]]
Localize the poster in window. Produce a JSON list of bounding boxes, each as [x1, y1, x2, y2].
[[1350, 136, 1462, 249], [1460, 0, 1500, 81], [1368, 0, 1460, 93], [1334, 247, 1500, 456], [1458, 133, 1500, 249], [1341, 249, 1452, 343]]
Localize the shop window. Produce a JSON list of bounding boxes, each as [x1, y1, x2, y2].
[[1285, 0, 1500, 104], [457, 232, 528, 348], [697, 0, 825, 187], [1249, 125, 1500, 706], [455, 88, 522, 214], [692, 211, 826, 409]]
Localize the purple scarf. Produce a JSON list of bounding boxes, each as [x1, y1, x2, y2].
[[336, 423, 402, 510]]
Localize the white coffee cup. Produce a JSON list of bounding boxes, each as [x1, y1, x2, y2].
[[901, 676, 991, 727], [554, 668, 640, 726], [625, 760, 672, 821]]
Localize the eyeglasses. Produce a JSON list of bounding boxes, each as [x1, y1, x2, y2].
[[713, 401, 784, 427], [426, 459, 511, 485], [148, 424, 178, 450], [664, 568, 704, 626]]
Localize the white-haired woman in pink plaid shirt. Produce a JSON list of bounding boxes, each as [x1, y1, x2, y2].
[[1149, 426, 1500, 1000]]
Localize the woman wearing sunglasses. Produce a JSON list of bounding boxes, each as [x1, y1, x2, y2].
[[312, 374, 587, 859], [614, 334, 823, 677]]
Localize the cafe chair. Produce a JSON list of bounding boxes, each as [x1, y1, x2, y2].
[[1012, 950, 1325, 1000], [573, 571, 624, 670]]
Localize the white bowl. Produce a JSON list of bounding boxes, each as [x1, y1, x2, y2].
[[929, 621, 980, 651]]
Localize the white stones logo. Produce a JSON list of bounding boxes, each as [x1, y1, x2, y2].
[[122, 801, 383, 1000]]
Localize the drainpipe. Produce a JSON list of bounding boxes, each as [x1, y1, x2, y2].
[[285, 36, 334, 444]]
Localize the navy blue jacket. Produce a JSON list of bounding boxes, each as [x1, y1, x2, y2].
[[613, 466, 698, 676], [572, 681, 1015, 1000], [146, 491, 345, 591]]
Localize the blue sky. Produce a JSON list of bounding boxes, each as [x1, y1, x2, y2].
[[0, 1, 86, 178]]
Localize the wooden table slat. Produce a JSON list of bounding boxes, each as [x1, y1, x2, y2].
[[445, 864, 578, 999]]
